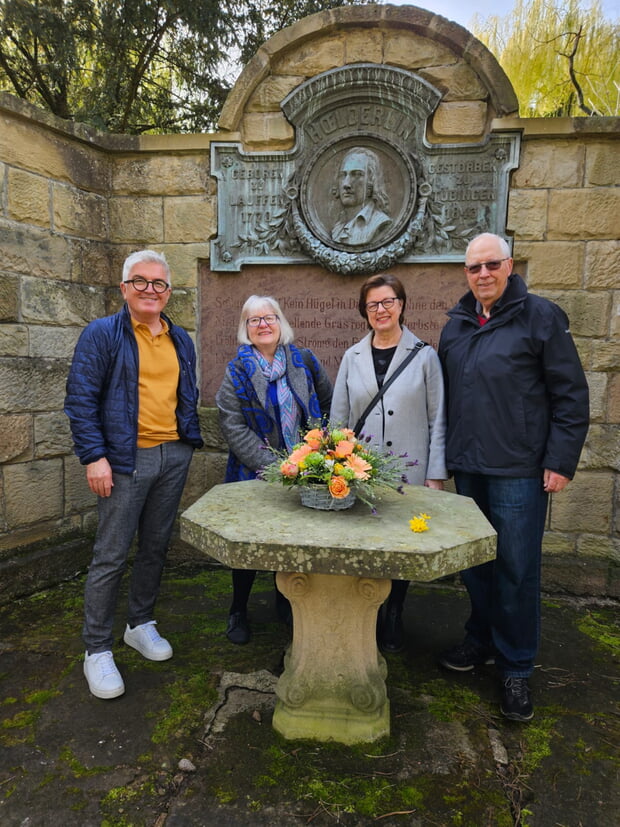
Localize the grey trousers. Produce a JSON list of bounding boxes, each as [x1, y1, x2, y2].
[[83, 441, 193, 654]]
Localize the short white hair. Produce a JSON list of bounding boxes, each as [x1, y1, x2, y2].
[[465, 233, 511, 261], [122, 250, 171, 286], [237, 295, 294, 346]]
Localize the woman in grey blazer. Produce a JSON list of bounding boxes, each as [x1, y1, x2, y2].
[[330, 273, 447, 653], [216, 295, 332, 644]]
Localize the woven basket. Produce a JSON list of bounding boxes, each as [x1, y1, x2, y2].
[[298, 484, 356, 511]]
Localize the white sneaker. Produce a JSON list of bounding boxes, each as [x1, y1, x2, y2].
[[84, 651, 125, 699], [123, 621, 173, 661]]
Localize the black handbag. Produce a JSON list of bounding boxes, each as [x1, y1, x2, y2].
[[353, 341, 426, 436]]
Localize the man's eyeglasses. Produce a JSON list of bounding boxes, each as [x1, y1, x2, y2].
[[246, 314, 279, 327], [464, 258, 510, 275], [124, 277, 170, 294], [365, 297, 401, 313]]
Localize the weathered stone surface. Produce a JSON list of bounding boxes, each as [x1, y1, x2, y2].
[[0, 414, 32, 462], [512, 140, 584, 189], [577, 534, 620, 563], [198, 406, 223, 450], [161, 243, 211, 289], [384, 31, 456, 69], [419, 63, 486, 101], [273, 35, 344, 76], [74, 240, 117, 286], [431, 101, 486, 138], [64, 454, 96, 514], [343, 29, 383, 64], [21, 277, 104, 325], [506, 189, 548, 240], [0, 221, 72, 280], [549, 472, 614, 533], [53, 184, 108, 240], [585, 371, 607, 423], [514, 241, 584, 289], [0, 357, 69, 412], [29, 325, 80, 359], [241, 112, 294, 149], [609, 372, 620, 423], [163, 197, 216, 244], [112, 155, 210, 196], [0, 273, 19, 321], [247, 76, 306, 112], [34, 411, 73, 458], [581, 424, 620, 471], [4, 458, 63, 528], [585, 140, 620, 186], [536, 288, 610, 338], [0, 323, 28, 355], [584, 240, 620, 289], [8, 168, 50, 227], [166, 289, 198, 332], [548, 188, 620, 239], [108, 197, 163, 243], [591, 340, 619, 371], [179, 451, 210, 511]]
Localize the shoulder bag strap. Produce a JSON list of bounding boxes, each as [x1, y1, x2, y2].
[[353, 341, 426, 436]]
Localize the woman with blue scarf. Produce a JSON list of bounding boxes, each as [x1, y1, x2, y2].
[[216, 295, 332, 644]]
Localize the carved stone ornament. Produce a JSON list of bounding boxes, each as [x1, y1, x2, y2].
[[211, 64, 520, 274]]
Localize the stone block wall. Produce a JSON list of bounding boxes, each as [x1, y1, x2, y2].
[[0, 4, 618, 601]]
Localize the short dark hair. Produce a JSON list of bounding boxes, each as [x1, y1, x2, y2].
[[358, 273, 407, 326]]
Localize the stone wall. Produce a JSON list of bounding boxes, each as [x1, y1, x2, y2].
[[0, 5, 617, 601]]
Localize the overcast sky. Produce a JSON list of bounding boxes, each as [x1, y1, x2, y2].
[[385, 0, 619, 30]]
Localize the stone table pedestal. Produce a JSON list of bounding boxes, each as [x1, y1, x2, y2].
[[181, 480, 496, 744]]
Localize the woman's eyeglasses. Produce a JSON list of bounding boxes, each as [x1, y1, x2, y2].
[[123, 277, 170, 293], [246, 314, 279, 327], [464, 258, 509, 275], [365, 297, 401, 313]]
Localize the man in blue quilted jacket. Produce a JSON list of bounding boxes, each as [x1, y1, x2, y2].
[[65, 250, 203, 699]]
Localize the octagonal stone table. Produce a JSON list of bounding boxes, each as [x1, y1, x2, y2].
[[181, 480, 496, 745]]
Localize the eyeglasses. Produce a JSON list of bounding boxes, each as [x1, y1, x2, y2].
[[246, 314, 279, 327], [124, 277, 170, 294], [464, 258, 510, 275], [365, 297, 401, 313]]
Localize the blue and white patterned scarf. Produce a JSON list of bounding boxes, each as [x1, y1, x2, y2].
[[253, 345, 300, 451]]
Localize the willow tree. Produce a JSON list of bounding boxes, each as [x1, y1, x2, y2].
[[472, 0, 619, 117], [0, 0, 369, 133]]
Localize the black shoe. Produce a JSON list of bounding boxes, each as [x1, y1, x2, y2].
[[439, 639, 495, 671], [378, 604, 405, 654], [501, 677, 534, 721], [226, 612, 250, 645]]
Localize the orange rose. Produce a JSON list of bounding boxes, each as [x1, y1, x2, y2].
[[334, 440, 355, 458], [328, 476, 350, 499], [303, 428, 323, 450], [288, 444, 313, 464], [280, 461, 299, 478]]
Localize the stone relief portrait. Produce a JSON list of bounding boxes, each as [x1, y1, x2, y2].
[[301, 138, 415, 253], [330, 148, 393, 247]]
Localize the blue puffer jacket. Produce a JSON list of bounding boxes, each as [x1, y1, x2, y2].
[[65, 305, 203, 473]]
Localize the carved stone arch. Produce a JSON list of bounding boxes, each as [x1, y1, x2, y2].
[[219, 4, 518, 133]]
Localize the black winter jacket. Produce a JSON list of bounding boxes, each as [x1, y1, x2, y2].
[[438, 274, 589, 479], [65, 304, 203, 474]]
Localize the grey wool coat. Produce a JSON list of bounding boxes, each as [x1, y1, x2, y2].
[[330, 327, 447, 484]]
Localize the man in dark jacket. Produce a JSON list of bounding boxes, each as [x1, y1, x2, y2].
[[65, 250, 203, 699], [438, 233, 589, 721]]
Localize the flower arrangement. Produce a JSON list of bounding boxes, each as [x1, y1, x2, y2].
[[262, 422, 413, 509]]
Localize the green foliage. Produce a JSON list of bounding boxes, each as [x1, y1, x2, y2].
[[0, 0, 370, 133], [473, 0, 619, 116]]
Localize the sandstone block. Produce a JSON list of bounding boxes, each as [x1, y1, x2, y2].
[[109, 197, 163, 243], [512, 140, 584, 189], [180, 451, 210, 510], [198, 406, 223, 450], [241, 112, 294, 150], [4, 459, 64, 528], [72, 240, 117, 287], [608, 372, 620, 423], [112, 155, 210, 196], [542, 532, 576, 556], [591, 341, 619, 371], [160, 244, 211, 289], [248, 76, 308, 112], [164, 197, 217, 244], [21, 277, 105, 325], [273, 35, 344, 76], [0, 272, 19, 321], [0, 414, 32, 462], [581, 424, 620, 471], [536, 289, 610, 338], [419, 63, 486, 101], [0, 323, 28, 355], [0, 357, 69, 413], [506, 189, 548, 240], [514, 241, 584, 289], [29, 325, 80, 359], [64, 454, 97, 513], [431, 102, 486, 139], [549, 472, 614, 533], [584, 371, 607, 423], [0, 221, 71, 280], [384, 31, 456, 69], [585, 140, 620, 186], [343, 29, 383, 64], [53, 183, 108, 240], [166, 289, 198, 332], [577, 535, 620, 563], [542, 554, 611, 597], [548, 188, 620, 239], [34, 411, 73, 458], [8, 168, 50, 227], [584, 240, 620, 289]]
